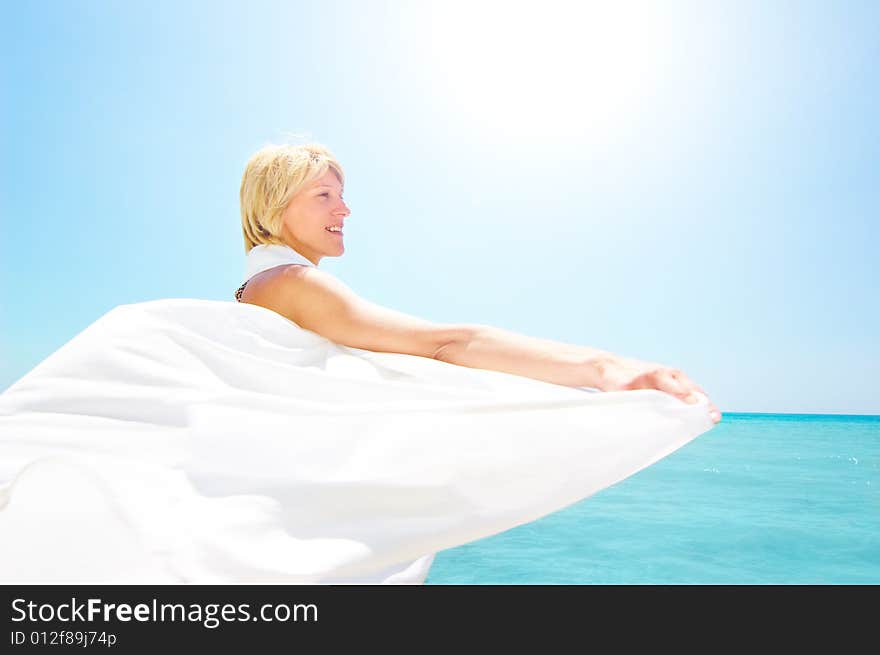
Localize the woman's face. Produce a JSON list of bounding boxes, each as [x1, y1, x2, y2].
[[280, 168, 350, 265]]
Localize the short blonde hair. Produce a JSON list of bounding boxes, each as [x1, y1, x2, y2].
[[239, 143, 346, 252]]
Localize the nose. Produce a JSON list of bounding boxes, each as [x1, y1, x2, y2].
[[336, 198, 350, 217]]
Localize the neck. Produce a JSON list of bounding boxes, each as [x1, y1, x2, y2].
[[280, 231, 322, 266]]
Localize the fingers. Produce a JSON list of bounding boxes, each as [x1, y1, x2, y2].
[[667, 370, 722, 424], [622, 364, 722, 425], [655, 370, 693, 403], [669, 370, 699, 398], [670, 370, 707, 404]]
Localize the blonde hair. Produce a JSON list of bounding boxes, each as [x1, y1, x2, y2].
[[239, 142, 345, 252]]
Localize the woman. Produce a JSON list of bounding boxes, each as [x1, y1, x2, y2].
[[0, 143, 719, 584], [236, 144, 720, 418]]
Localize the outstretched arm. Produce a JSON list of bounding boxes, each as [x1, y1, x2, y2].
[[244, 264, 721, 423], [432, 324, 612, 388], [435, 327, 721, 423]]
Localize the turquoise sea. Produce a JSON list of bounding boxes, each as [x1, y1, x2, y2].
[[426, 413, 879, 584]]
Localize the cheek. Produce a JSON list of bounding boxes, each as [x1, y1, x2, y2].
[[279, 207, 309, 232]]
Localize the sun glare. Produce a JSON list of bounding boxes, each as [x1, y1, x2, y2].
[[417, 1, 670, 146]]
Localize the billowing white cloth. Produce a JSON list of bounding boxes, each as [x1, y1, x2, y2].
[[0, 245, 716, 583]]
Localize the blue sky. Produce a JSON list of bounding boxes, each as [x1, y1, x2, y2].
[[2, 0, 878, 414]]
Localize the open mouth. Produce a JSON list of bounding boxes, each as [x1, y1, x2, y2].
[[326, 227, 343, 236]]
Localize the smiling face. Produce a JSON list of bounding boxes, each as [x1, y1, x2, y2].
[[279, 168, 350, 266]]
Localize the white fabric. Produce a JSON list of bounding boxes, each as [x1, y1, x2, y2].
[[0, 245, 716, 583], [243, 243, 315, 282]]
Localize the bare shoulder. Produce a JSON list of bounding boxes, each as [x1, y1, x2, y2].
[[240, 264, 339, 314], [239, 264, 469, 359], [241, 264, 355, 329]]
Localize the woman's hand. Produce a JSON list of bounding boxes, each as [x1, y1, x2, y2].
[[597, 356, 722, 424]]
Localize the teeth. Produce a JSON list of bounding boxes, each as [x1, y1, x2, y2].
[[327, 226, 342, 232]]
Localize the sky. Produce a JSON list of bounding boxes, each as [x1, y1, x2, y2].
[[1, 0, 878, 414]]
